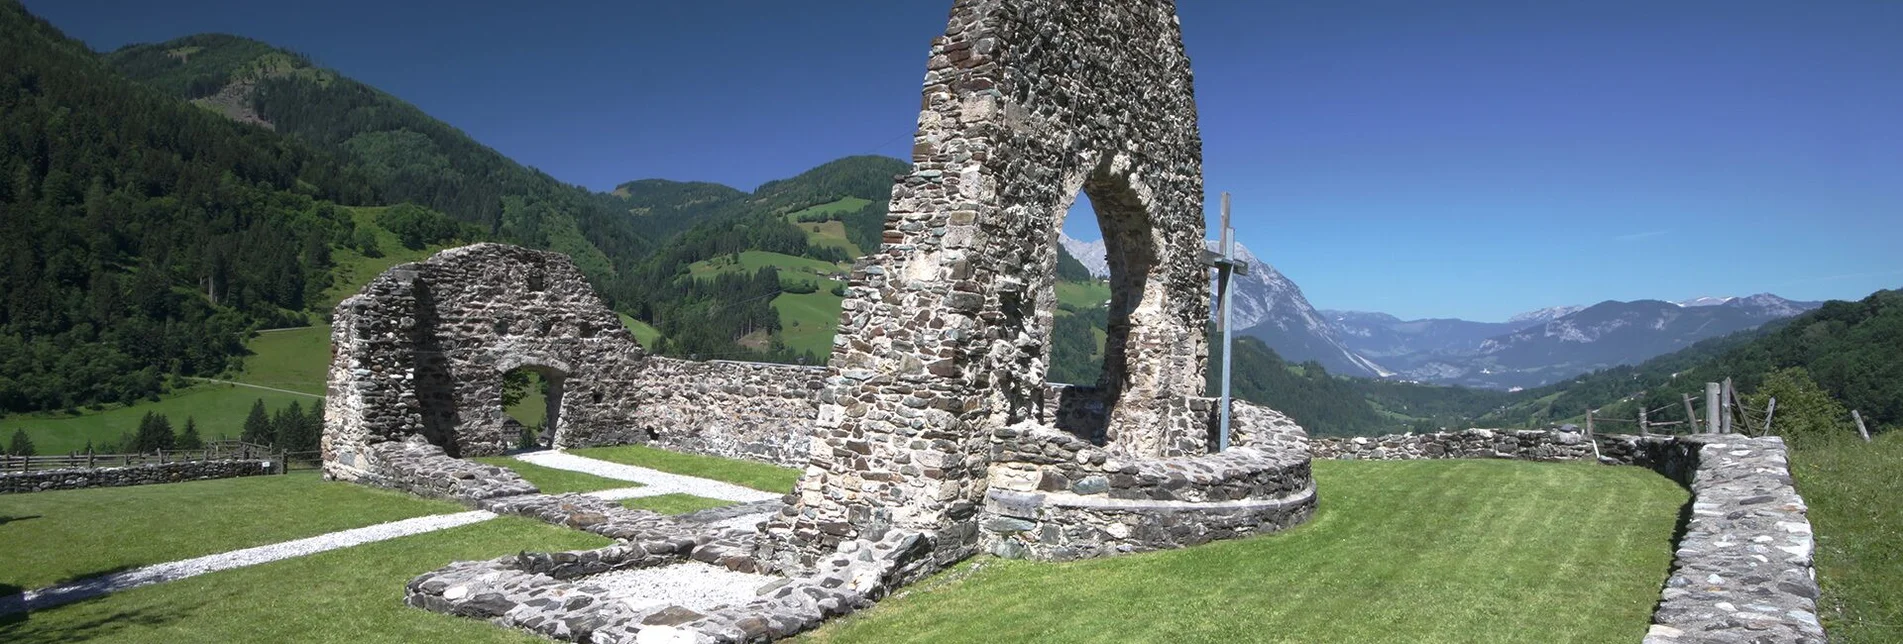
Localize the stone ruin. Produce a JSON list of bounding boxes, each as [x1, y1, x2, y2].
[[753, 0, 1315, 571], [323, 0, 1319, 640]]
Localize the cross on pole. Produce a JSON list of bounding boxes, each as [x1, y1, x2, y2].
[[1202, 192, 1249, 451]]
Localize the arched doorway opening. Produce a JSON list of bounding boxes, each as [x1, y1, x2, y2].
[[499, 364, 566, 450]]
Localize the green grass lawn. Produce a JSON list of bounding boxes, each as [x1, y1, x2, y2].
[[239, 325, 332, 395], [0, 472, 460, 590], [1792, 432, 1903, 643], [570, 445, 801, 494], [0, 384, 315, 455], [469, 457, 634, 495], [618, 312, 664, 349], [788, 196, 872, 220], [688, 250, 845, 286], [774, 290, 846, 357], [805, 459, 1688, 643], [0, 517, 608, 644], [794, 219, 864, 258], [1055, 280, 1111, 311], [620, 493, 737, 515], [316, 206, 450, 312], [785, 197, 871, 259]]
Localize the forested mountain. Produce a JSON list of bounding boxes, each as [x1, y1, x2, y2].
[[106, 33, 656, 296], [0, 2, 375, 412], [1479, 289, 1902, 433]]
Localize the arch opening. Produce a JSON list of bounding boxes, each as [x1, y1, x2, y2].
[[1042, 167, 1165, 446], [501, 365, 565, 450]]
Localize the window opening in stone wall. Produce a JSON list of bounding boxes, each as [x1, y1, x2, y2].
[[501, 366, 564, 449], [1050, 189, 1111, 386]]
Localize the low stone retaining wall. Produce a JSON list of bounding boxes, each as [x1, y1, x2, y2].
[[980, 400, 1317, 560], [1313, 429, 1825, 643], [0, 459, 274, 494], [326, 435, 537, 502], [1641, 436, 1826, 644], [1311, 428, 1596, 461]]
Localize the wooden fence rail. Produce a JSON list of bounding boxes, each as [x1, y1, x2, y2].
[[0, 440, 279, 474]]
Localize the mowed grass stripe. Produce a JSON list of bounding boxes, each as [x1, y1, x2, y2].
[[468, 457, 634, 496], [568, 445, 800, 493], [0, 472, 461, 590], [0, 518, 608, 644], [805, 459, 1687, 644]]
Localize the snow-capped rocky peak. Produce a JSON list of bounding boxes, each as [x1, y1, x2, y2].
[[1507, 305, 1585, 325], [1056, 233, 1111, 279], [1677, 296, 1735, 307]]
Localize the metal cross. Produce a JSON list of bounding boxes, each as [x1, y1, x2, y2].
[[1202, 192, 1249, 451]]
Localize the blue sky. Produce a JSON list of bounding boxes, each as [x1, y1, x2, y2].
[[27, 0, 1903, 321]]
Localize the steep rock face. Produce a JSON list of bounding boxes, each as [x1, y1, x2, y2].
[[1324, 311, 1522, 361], [1213, 242, 1389, 378], [1507, 305, 1585, 325], [1058, 233, 1110, 278], [1063, 232, 1386, 377]]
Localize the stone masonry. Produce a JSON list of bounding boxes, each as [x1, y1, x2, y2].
[[0, 459, 274, 494], [761, 0, 1248, 571], [324, 243, 650, 474], [324, 245, 831, 478]]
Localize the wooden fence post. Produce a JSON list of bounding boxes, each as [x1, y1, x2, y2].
[[1705, 383, 1723, 434], [1638, 407, 1650, 437], [1853, 410, 1872, 443], [1761, 398, 1776, 437]]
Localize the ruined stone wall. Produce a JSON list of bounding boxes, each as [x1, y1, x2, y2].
[[325, 244, 649, 481], [0, 459, 275, 494], [612, 359, 827, 467], [1310, 428, 1598, 461], [765, 0, 1221, 569]]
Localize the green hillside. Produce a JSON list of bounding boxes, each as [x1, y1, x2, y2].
[[107, 33, 655, 301], [0, 384, 315, 455], [0, 3, 377, 415]]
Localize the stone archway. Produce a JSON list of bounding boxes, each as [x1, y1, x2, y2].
[[323, 244, 648, 479], [763, 0, 1216, 567]]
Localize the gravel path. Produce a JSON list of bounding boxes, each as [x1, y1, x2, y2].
[[1, 453, 778, 615], [586, 562, 776, 613], [510, 451, 782, 503], [0, 510, 497, 615]]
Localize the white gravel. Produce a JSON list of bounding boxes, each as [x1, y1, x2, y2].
[[585, 562, 775, 613], [707, 511, 775, 533], [511, 451, 783, 503], [0, 510, 497, 615]]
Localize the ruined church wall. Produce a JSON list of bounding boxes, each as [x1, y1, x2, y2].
[[767, 0, 1225, 569], [602, 358, 827, 468]]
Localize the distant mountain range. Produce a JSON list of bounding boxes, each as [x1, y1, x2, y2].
[[1060, 233, 1821, 389]]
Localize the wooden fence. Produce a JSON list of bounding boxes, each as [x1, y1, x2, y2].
[[0, 440, 280, 474]]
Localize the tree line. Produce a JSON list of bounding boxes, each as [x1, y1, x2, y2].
[[0, 5, 378, 414]]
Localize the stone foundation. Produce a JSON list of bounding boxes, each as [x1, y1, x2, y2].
[[0, 459, 275, 494], [407, 529, 936, 643]]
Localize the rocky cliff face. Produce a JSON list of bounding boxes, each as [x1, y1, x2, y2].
[[1061, 232, 1387, 377]]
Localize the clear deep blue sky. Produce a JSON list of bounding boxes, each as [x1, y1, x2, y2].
[[26, 0, 1903, 321]]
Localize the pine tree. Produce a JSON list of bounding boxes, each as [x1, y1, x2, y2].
[[7, 428, 33, 456], [241, 398, 270, 445], [177, 416, 204, 450], [133, 411, 175, 452], [274, 401, 304, 451]]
